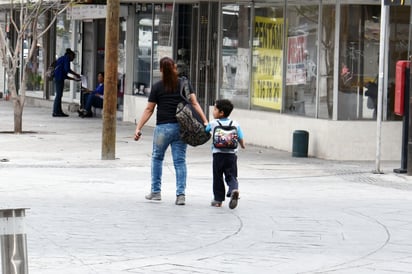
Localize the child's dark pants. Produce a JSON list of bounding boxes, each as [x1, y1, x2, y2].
[[213, 153, 239, 201]]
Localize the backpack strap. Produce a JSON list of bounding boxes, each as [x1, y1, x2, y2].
[[217, 120, 232, 126]]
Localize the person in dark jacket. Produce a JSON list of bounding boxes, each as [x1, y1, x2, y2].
[[52, 48, 81, 117], [365, 81, 378, 119]]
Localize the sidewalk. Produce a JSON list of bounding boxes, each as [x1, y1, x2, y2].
[[1, 99, 412, 274]]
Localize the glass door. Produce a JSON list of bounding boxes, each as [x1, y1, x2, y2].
[[133, 3, 173, 95], [220, 3, 251, 109], [194, 2, 219, 113]]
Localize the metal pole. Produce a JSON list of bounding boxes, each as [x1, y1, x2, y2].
[[407, 11, 412, 175], [407, 64, 412, 174], [375, 1, 388, 174], [0, 208, 29, 274]]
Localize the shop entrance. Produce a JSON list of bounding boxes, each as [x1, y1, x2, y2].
[[188, 2, 219, 114], [133, 2, 218, 115], [81, 18, 126, 109]]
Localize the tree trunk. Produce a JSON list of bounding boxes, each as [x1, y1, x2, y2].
[[101, 0, 119, 160], [7, 71, 25, 133], [13, 97, 24, 133]]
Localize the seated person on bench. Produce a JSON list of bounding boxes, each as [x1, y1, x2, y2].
[[78, 72, 104, 118]]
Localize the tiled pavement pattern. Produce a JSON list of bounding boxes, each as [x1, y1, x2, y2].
[[1, 100, 412, 274]]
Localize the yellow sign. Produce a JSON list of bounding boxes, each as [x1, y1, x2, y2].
[[252, 17, 284, 110]]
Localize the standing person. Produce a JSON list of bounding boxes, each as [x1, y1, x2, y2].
[[78, 72, 104, 118], [205, 99, 245, 209], [52, 48, 81, 117], [134, 57, 208, 206]]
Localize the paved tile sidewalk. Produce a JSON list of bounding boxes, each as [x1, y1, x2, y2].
[[1, 100, 412, 274]]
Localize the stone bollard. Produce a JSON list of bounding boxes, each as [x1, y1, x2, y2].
[[0, 208, 29, 274]]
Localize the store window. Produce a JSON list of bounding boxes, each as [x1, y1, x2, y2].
[[134, 3, 173, 96], [24, 38, 43, 91], [56, 13, 73, 58], [337, 3, 412, 121], [153, 4, 174, 82], [252, 5, 284, 111], [24, 11, 73, 92], [134, 4, 154, 96], [220, 4, 251, 109], [285, 2, 319, 117], [387, 5, 410, 121], [338, 5, 380, 120], [176, 5, 192, 78], [54, 12, 76, 94]]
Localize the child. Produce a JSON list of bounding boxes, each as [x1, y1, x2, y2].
[[205, 99, 245, 209]]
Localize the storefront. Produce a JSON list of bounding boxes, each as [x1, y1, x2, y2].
[[66, 4, 128, 108], [119, 0, 410, 160], [14, 0, 410, 160]]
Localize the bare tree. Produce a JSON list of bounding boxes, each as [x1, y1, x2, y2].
[[0, 0, 72, 133]]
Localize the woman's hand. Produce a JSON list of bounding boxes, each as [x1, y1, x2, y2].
[[134, 129, 142, 141]]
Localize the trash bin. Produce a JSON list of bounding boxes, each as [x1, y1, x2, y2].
[[0, 208, 29, 274], [292, 130, 309, 157]]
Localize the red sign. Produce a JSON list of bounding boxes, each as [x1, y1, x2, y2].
[[394, 61, 410, 116]]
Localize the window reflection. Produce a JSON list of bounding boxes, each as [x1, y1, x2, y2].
[[285, 4, 319, 117], [220, 4, 251, 109], [134, 5, 154, 96], [338, 5, 380, 120], [134, 4, 173, 96], [318, 5, 335, 119]]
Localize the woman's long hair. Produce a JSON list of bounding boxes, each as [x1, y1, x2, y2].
[[160, 57, 178, 93]]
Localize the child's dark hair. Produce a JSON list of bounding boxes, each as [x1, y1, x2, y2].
[[215, 99, 234, 117]]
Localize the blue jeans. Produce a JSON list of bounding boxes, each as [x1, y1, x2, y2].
[[151, 123, 187, 196], [84, 93, 103, 112], [53, 80, 64, 114]]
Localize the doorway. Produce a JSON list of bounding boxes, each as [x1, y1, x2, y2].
[[188, 2, 219, 114], [133, 2, 218, 115]]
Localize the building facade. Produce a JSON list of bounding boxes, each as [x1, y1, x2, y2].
[[120, 0, 410, 160], [6, 0, 411, 160]]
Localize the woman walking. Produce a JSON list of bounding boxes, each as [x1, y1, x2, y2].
[[134, 57, 208, 205]]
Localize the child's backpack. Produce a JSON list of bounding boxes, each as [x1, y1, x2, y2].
[[212, 120, 238, 149]]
